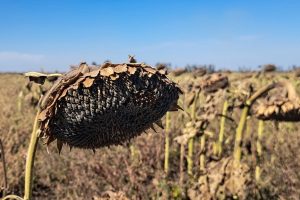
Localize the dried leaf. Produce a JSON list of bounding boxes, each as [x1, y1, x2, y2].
[[84, 69, 100, 78], [114, 64, 128, 73], [158, 69, 167, 75], [110, 74, 119, 80], [100, 67, 114, 77], [144, 67, 157, 74], [38, 109, 49, 121], [83, 77, 95, 88], [60, 88, 69, 99], [128, 66, 137, 74]]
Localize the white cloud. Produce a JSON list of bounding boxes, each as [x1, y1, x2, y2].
[[0, 51, 45, 62]]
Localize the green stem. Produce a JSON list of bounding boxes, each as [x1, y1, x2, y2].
[[216, 100, 228, 157], [164, 112, 171, 174], [233, 82, 278, 166], [179, 143, 185, 186], [199, 135, 206, 172], [255, 120, 264, 182], [23, 109, 40, 200], [187, 90, 200, 176], [233, 105, 249, 165], [187, 138, 193, 176]]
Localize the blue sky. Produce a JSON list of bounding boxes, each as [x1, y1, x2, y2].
[[0, 0, 300, 72]]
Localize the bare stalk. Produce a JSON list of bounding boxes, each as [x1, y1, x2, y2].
[[216, 100, 228, 157], [23, 109, 41, 200], [233, 106, 249, 165], [187, 138, 193, 176], [164, 112, 171, 174], [233, 82, 278, 165], [179, 143, 185, 186], [255, 120, 264, 182], [199, 135, 206, 173], [187, 91, 199, 176], [0, 139, 8, 197]]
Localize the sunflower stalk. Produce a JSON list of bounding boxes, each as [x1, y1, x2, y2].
[[199, 134, 206, 173], [187, 90, 200, 176], [179, 143, 185, 187], [216, 100, 228, 157], [255, 120, 264, 183], [164, 112, 171, 174], [233, 105, 249, 165], [187, 138, 194, 176], [233, 82, 278, 166], [24, 108, 41, 200], [0, 139, 8, 197]]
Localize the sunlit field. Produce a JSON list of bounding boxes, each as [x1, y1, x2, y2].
[[1, 64, 300, 200]]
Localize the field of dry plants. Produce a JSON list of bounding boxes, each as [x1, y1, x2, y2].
[[0, 65, 300, 200]]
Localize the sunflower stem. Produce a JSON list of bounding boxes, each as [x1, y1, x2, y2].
[[23, 109, 41, 200], [187, 91, 199, 177], [233, 105, 249, 165], [164, 112, 171, 174], [255, 120, 264, 183], [233, 82, 279, 166], [0, 139, 8, 197], [179, 143, 185, 186], [216, 100, 228, 157], [187, 138, 193, 176], [199, 134, 206, 172]]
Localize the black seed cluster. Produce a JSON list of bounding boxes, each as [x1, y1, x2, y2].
[[49, 72, 179, 149]]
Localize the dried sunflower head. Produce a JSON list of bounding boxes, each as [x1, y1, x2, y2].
[[200, 73, 229, 94], [174, 120, 208, 145], [252, 82, 300, 121], [193, 67, 207, 77], [262, 64, 277, 72], [184, 81, 201, 108], [253, 97, 300, 121], [37, 62, 182, 150]]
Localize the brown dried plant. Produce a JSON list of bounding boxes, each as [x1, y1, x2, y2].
[[2, 60, 182, 200], [253, 81, 300, 122]]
